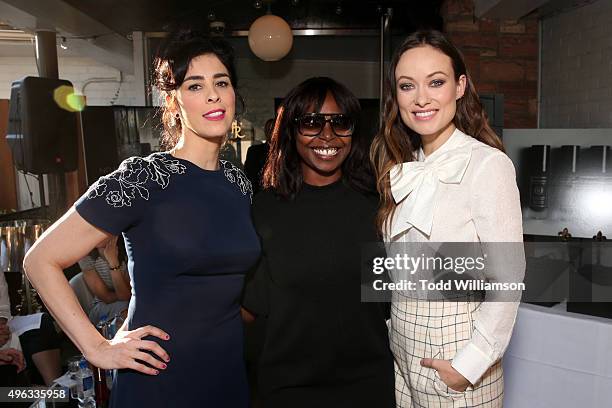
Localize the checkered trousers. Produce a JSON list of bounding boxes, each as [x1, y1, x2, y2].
[[390, 293, 504, 408]]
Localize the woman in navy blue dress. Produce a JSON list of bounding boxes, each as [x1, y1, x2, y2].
[[23, 32, 260, 407]]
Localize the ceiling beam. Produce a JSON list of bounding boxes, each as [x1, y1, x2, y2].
[[0, 0, 133, 73]]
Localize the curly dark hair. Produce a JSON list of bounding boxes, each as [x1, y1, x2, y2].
[[152, 29, 243, 149], [262, 77, 375, 199]]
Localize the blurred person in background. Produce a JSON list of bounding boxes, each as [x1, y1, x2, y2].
[[77, 236, 130, 324]]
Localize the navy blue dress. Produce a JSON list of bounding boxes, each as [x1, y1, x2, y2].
[[75, 152, 260, 407]]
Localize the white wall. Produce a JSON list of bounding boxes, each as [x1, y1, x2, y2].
[[1, 53, 380, 138], [0, 55, 140, 210], [540, 0, 612, 128], [236, 57, 380, 140], [1, 51, 382, 209], [0, 56, 138, 106]]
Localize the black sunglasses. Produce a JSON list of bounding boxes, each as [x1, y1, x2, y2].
[[293, 113, 355, 137]]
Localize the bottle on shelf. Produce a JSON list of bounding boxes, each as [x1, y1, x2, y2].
[[94, 316, 112, 405]]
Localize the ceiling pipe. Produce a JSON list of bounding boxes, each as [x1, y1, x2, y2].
[[34, 29, 58, 79], [33, 29, 67, 221], [379, 7, 392, 120]]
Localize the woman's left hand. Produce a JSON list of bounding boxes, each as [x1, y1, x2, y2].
[[421, 358, 471, 392]]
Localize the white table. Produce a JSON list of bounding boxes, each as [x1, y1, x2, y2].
[[503, 303, 612, 408]]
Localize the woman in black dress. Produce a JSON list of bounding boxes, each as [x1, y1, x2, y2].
[[23, 32, 260, 407], [242, 77, 395, 407]]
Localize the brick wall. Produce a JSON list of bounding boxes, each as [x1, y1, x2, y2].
[[0, 56, 138, 106], [441, 0, 539, 128], [540, 0, 612, 128]]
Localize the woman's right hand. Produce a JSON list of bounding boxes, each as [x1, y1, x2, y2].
[[85, 325, 171, 375], [0, 348, 25, 372]]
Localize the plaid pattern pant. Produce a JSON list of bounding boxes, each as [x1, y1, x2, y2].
[[390, 294, 504, 408]]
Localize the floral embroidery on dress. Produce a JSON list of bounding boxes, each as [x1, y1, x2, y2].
[[86, 153, 186, 208], [220, 160, 253, 203]]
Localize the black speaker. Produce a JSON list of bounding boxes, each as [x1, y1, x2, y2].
[[6, 76, 79, 173]]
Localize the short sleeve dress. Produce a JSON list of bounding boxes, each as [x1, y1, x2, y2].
[[75, 152, 261, 407]]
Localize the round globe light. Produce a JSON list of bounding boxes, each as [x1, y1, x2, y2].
[[248, 14, 293, 61]]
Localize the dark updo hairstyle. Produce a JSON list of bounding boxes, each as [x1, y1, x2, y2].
[[153, 29, 242, 150], [262, 76, 375, 199]]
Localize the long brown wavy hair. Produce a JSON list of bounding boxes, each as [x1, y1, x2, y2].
[[370, 29, 504, 237]]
